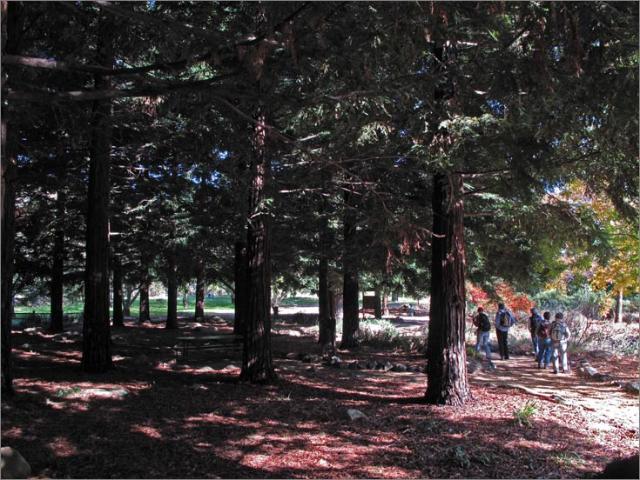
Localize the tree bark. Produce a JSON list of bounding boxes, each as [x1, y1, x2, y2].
[[1, 0, 17, 394], [195, 259, 205, 320], [112, 255, 124, 327], [234, 240, 248, 335], [82, 19, 113, 373], [123, 285, 137, 317], [340, 191, 359, 349], [373, 286, 382, 319], [614, 289, 623, 323], [425, 172, 469, 406], [240, 108, 276, 383], [166, 252, 178, 329], [49, 190, 65, 333], [318, 185, 335, 350], [139, 267, 150, 324]]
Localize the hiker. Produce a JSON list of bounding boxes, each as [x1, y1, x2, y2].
[[536, 311, 553, 369], [494, 303, 516, 360], [474, 307, 493, 361], [529, 308, 543, 357], [550, 312, 571, 374]]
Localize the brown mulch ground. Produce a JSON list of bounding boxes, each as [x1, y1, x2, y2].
[[2, 317, 638, 479]]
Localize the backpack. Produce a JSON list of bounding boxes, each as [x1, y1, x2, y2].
[[499, 310, 510, 328], [551, 321, 568, 342], [479, 313, 491, 332], [538, 322, 550, 339]]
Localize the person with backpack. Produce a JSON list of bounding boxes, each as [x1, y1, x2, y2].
[[494, 302, 516, 360], [474, 307, 493, 361], [536, 311, 553, 369], [529, 308, 543, 357], [550, 312, 571, 374]]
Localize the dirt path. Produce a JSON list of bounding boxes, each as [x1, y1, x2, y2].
[[471, 355, 639, 434]]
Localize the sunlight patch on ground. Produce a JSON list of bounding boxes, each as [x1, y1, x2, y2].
[[131, 424, 163, 440]]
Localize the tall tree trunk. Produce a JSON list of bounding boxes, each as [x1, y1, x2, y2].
[[318, 255, 335, 349], [341, 191, 359, 349], [195, 259, 205, 320], [234, 240, 248, 335], [382, 290, 389, 315], [82, 21, 113, 373], [166, 252, 178, 329], [112, 255, 124, 327], [373, 286, 382, 319], [123, 285, 136, 317], [1, 0, 18, 394], [240, 108, 276, 383], [139, 267, 150, 324], [49, 190, 65, 333], [614, 290, 623, 323], [318, 175, 335, 350], [425, 173, 469, 406]]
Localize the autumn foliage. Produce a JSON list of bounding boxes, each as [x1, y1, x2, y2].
[[495, 283, 534, 313], [467, 282, 534, 313]]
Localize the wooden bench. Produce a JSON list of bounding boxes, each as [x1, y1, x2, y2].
[[175, 334, 243, 362]]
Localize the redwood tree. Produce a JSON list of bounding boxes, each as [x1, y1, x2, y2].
[[425, 173, 469, 405], [240, 108, 276, 382], [82, 17, 113, 373], [340, 190, 359, 349]]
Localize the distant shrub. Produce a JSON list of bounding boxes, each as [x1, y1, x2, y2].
[[358, 319, 427, 352]]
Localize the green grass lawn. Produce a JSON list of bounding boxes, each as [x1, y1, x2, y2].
[[14, 294, 324, 317], [15, 295, 236, 316]]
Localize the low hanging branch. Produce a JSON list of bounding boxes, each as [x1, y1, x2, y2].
[[6, 72, 239, 102]]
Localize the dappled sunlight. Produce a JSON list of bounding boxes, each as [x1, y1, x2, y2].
[[131, 424, 163, 440], [48, 437, 79, 457]]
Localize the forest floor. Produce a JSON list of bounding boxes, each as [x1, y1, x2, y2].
[[1, 315, 638, 479]]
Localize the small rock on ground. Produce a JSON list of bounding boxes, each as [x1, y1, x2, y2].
[[346, 409, 367, 421]]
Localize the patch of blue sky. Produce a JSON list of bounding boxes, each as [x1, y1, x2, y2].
[[211, 148, 230, 161], [486, 99, 505, 116], [394, 157, 408, 167]]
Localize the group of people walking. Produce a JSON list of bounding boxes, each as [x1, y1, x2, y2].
[[472, 303, 572, 374]]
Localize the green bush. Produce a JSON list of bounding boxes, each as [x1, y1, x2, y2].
[[358, 319, 427, 352], [513, 400, 538, 427]]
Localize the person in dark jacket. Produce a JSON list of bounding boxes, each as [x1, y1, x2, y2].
[[536, 311, 553, 369], [494, 302, 516, 360], [529, 308, 543, 357], [474, 307, 493, 362]]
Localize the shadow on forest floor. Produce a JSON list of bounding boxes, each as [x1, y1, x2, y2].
[[2, 318, 638, 479]]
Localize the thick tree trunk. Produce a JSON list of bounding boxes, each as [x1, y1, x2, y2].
[[49, 190, 65, 333], [82, 27, 114, 373], [166, 252, 178, 329], [614, 290, 623, 323], [139, 269, 150, 324], [112, 255, 124, 327], [1, 0, 17, 393], [240, 109, 276, 383], [318, 214, 336, 351], [318, 168, 335, 350], [195, 260, 205, 320], [425, 172, 469, 406], [234, 240, 248, 335], [340, 191, 359, 349]]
